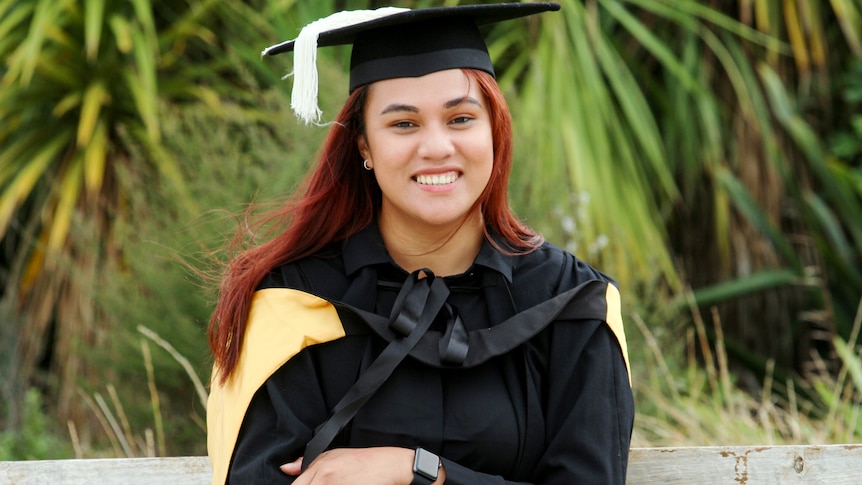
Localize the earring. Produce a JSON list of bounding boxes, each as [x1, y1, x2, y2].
[[363, 159, 372, 171]]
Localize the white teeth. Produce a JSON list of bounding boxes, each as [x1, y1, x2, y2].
[[415, 173, 458, 186]]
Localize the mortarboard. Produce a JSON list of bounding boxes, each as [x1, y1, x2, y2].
[[262, 2, 561, 124]]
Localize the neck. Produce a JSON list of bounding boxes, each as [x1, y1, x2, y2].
[[379, 211, 485, 277]]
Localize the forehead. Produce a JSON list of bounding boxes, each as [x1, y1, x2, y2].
[[365, 69, 486, 109]]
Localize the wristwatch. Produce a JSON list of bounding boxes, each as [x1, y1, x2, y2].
[[411, 447, 441, 485]]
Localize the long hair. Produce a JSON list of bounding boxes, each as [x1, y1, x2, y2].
[[208, 69, 541, 382]]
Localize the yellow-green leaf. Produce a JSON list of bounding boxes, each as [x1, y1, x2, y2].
[[53, 92, 82, 118], [129, 28, 160, 142], [83, 119, 108, 196], [48, 156, 83, 253], [13, 0, 61, 86], [108, 14, 133, 53], [0, 2, 33, 54], [78, 81, 109, 147], [0, 135, 67, 238], [830, 0, 862, 58]]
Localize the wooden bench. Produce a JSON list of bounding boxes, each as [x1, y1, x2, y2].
[[1, 445, 859, 484]]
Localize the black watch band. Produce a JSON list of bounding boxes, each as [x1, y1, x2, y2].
[[411, 447, 440, 485]]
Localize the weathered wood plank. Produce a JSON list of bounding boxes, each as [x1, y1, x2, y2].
[[0, 445, 859, 484], [0, 456, 211, 485], [628, 444, 862, 484]]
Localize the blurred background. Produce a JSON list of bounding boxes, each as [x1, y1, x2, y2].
[[1, 0, 860, 459]]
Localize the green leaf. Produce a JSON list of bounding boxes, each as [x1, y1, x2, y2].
[[687, 269, 801, 307], [83, 0, 106, 61], [804, 191, 854, 265], [0, 1, 33, 57], [833, 336, 862, 397], [600, 0, 702, 93], [10, 0, 61, 85], [129, 27, 160, 142], [129, 0, 158, 49], [715, 167, 804, 271], [760, 63, 862, 252]]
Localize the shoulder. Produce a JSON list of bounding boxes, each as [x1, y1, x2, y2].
[[258, 246, 350, 298], [509, 241, 616, 309]]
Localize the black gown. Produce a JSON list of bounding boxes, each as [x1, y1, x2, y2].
[[207, 223, 634, 484]]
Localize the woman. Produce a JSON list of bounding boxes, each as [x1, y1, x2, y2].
[[207, 3, 634, 484]]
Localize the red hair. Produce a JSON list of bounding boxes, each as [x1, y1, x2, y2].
[[208, 69, 541, 382]]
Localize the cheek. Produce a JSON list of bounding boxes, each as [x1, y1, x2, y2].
[[473, 136, 495, 175], [366, 133, 408, 165]]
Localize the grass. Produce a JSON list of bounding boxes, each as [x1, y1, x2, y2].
[[630, 294, 862, 448], [69, 326, 209, 459]]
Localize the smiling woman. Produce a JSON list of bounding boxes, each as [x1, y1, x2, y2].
[[206, 3, 633, 485], [359, 69, 495, 275]]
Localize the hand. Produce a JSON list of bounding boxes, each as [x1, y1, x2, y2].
[[281, 447, 419, 485]]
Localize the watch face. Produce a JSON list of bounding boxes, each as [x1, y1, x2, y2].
[[415, 448, 440, 479]]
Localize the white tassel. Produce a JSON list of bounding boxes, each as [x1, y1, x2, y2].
[[271, 7, 408, 125]]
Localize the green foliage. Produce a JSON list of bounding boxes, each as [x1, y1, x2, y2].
[[0, 0, 219, 249], [0, 389, 71, 460], [0, 0, 264, 445], [3, 0, 862, 458], [85, 80, 336, 455], [828, 59, 862, 162], [505, 0, 682, 288]]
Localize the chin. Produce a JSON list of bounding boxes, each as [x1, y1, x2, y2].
[[414, 208, 480, 229]]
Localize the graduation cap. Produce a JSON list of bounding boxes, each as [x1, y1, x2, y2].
[[262, 2, 561, 124]]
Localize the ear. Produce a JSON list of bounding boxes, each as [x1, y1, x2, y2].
[[356, 136, 370, 161]]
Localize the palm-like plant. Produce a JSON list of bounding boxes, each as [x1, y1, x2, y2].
[[499, 0, 861, 380], [0, 0, 252, 429], [450, 5, 862, 443]]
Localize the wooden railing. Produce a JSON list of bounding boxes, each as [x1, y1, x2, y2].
[[1, 444, 860, 484]]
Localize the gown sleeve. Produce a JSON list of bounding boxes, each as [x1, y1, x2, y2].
[[227, 351, 319, 484], [227, 330, 370, 484], [437, 320, 634, 485]]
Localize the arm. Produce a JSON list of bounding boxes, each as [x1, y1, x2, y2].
[[228, 331, 373, 483], [534, 320, 634, 484], [228, 350, 323, 484], [436, 320, 632, 485], [280, 447, 446, 484]]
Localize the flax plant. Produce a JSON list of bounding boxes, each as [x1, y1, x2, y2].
[[0, 0, 258, 431], [500, 0, 862, 375]]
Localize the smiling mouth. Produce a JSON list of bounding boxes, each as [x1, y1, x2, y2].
[[414, 172, 460, 186]]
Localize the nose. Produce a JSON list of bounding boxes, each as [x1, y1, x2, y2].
[[417, 124, 455, 160]]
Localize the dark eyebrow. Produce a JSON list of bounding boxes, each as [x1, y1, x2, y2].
[[445, 96, 482, 109], [379, 96, 483, 115], [380, 103, 418, 115]]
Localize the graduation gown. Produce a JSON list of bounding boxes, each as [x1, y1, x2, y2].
[[207, 223, 634, 484]]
